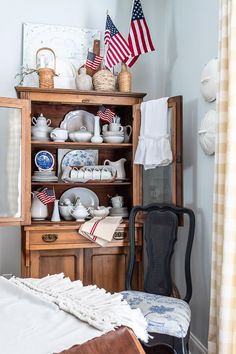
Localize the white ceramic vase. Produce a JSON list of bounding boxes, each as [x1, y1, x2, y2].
[[51, 200, 61, 222], [91, 116, 103, 143], [76, 67, 93, 90]]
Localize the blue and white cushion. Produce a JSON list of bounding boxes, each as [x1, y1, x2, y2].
[[121, 291, 191, 338]]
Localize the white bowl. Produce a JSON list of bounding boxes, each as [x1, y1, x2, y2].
[[69, 130, 93, 142], [103, 131, 124, 136], [59, 205, 74, 221], [92, 209, 110, 217], [103, 136, 124, 144]]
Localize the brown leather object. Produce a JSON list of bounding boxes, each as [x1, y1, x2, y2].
[[55, 326, 145, 354]]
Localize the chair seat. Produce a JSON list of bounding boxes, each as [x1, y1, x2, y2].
[[121, 291, 191, 339]]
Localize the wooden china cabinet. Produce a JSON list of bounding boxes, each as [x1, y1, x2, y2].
[[0, 88, 182, 293]]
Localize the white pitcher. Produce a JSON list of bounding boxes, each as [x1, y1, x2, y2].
[[104, 158, 127, 180], [31, 192, 48, 220]]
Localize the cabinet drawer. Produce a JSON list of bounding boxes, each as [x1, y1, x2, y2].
[[29, 230, 86, 246], [28, 227, 129, 249]]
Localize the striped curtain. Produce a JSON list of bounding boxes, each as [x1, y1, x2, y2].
[[208, 1, 236, 353]]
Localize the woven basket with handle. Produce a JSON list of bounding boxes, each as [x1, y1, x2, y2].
[[36, 47, 56, 89]]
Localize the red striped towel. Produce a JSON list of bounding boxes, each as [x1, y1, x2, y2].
[[79, 216, 122, 246]]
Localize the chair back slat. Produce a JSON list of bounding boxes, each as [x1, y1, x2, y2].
[[144, 210, 178, 296]]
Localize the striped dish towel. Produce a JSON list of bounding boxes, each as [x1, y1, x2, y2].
[[79, 216, 122, 246]]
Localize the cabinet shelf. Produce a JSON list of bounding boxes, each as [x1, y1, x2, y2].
[[30, 219, 129, 226], [31, 182, 132, 186], [31, 141, 132, 149]]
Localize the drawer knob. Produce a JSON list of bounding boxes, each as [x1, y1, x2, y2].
[[42, 234, 58, 242]]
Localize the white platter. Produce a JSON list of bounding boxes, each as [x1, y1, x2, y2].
[[60, 110, 95, 133], [59, 187, 99, 208]]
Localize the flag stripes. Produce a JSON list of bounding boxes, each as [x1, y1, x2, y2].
[[85, 51, 103, 71], [97, 106, 115, 124], [124, 0, 155, 67], [35, 188, 56, 205], [104, 14, 132, 69]]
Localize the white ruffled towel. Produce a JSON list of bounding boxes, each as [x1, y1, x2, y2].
[[134, 97, 173, 170], [79, 216, 122, 247]]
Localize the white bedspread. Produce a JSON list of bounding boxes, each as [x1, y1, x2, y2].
[[0, 277, 105, 354]]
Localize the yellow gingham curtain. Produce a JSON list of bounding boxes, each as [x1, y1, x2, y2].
[[208, 0, 236, 353]]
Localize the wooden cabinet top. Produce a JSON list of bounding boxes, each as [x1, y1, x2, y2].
[[16, 87, 146, 105]]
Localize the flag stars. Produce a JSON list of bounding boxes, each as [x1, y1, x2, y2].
[[132, 0, 144, 20]]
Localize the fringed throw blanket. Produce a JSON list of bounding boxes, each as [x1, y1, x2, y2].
[[9, 273, 148, 343]]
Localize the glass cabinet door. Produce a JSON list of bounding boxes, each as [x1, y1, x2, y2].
[[0, 97, 31, 225]]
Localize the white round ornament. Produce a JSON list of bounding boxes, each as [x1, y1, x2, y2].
[[198, 109, 217, 155], [200, 58, 218, 102]]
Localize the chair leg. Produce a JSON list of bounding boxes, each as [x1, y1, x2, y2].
[[181, 338, 188, 354]]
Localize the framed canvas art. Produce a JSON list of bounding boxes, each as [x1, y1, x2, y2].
[[22, 22, 101, 87]]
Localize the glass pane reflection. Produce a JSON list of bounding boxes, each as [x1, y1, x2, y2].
[[143, 166, 172, 205], [0, 107, 21, 217]]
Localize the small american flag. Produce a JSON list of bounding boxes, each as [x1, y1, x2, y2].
[[97, 106, 115, 123], [85, 51, 103, 71], [104, 14, 132, 69], [35, 188, 56, 205], [124, 0, 155, 67]]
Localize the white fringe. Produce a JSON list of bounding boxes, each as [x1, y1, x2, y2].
[[9, 273, 148, 343]]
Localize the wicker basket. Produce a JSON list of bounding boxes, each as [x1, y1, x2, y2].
[[36, 47, 56, 89], [118, 63, 132, 92], [93, 69, 116, 91]]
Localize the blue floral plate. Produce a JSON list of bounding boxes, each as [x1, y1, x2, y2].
[[61, 150, 96, 171], [35, 150, 54, 171]]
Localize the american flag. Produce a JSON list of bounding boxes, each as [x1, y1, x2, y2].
[[124, 0, 155, 67], [35, 188, 56, 205], [85, 51, 103, 71], [97, 106, 115, 123], [104, 14, 132, 69]]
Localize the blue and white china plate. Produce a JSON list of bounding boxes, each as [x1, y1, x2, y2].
[[61, 150, 96, 171], [59, 187, 99, 209], [60, 110, 94, 133], [35, 151, 54, 171]]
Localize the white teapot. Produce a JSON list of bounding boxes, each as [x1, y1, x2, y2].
[[70, 199, 89, 222]]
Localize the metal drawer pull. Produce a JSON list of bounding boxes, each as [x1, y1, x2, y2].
[[42, 234, 58, 242], [113, 231, 125, 240]]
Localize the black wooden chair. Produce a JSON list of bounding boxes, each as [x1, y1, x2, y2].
[[121, 204, 195, 354]]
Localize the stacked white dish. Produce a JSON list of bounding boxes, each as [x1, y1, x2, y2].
[[31, 113, 53, 141], [103, 131, 124, 144], [32, 126, 53, 141], [32, 170, 58, 182], [109, 207, 129, 218]]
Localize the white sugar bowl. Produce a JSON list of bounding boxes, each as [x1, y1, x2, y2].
[[70, 200, 89, 222], [32, 113, 51, 127]]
